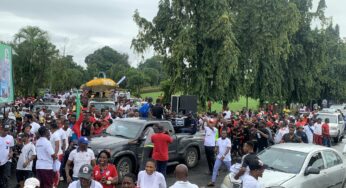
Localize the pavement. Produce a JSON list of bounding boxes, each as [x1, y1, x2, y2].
[[8, 139, 346, 188]]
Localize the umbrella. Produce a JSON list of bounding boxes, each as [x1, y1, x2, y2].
[[85, 78, 117, 92]]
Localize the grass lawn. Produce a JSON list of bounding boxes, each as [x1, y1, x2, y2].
[[140, 91, 258, 112]]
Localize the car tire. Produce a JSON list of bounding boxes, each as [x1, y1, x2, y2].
[[116, 156, 133, 178], [184, 147, 199, 168]]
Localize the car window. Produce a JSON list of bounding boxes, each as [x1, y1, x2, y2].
[[323, 150, 342, 168], [160, 122, 174, 133], [308, 152, 325, 170], [316, 114, 338, 124]]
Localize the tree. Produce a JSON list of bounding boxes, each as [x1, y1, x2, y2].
[[138, 55, 166, 85], [132, 0, 239, 108], [85, 46, 130, 80], [12, 26, 59, 96], [126, 68, 150, 97]]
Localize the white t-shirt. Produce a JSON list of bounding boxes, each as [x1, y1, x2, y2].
[[17, 142, 36, 170], [274, 127, 289, 144], [68, 148, 95, 178], [50, 130, 63, 155], [242, 174, 261, 188], [137, 171, 166, 188], [314, 123, 322, 135], [216, 137, 232, 161], [169, 181, 198, 188], [204, 126, 217, 147], [68, 180, 103, 188], [30, 122, 41, 134], [36, 137, 54, 170], [0, 138, 8, 165], [223, 110, 231, 119], [63, 128, 73, 148], [0, 134, 14, 164]]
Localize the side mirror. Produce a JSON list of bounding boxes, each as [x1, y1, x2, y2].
[[139, 136, 147, 141], [304, 167, 320, 176]]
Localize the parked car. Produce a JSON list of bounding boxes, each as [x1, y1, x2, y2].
[[221, 143, 346, 188], [316, 110, 345, 143], [89, 118, 204, 177]]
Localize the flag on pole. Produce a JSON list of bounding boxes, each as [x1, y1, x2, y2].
[[76, 90, 81, 119]]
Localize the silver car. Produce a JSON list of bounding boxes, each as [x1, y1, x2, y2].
[[221, 143, 346, 188], [316, 111, 345, 143]]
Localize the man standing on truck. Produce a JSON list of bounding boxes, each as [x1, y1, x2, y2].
[[151, 125, 173, 176]]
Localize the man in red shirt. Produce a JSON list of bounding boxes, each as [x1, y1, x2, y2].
[[322, 118, 331, 147], [151, 125, 173, 176]]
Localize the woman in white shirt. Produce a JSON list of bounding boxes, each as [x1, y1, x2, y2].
[[137, 159, 166, 188]]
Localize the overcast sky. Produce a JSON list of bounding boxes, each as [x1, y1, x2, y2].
[[0, 0, 345, 67]]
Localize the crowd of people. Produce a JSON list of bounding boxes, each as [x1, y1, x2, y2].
[[0, 92, 338, 188]]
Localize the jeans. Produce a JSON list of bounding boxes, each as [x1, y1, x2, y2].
[[211, 158, 232, 182], [156, 160, 168, 176], [323, 137, 331, 147], [205, 146, 215, 173]]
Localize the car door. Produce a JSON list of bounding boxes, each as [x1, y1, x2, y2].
[[338, 115, 345, 134], [301, 152, 328, 188], [322, 150, 344, 188], [160, 122, 178, 160]]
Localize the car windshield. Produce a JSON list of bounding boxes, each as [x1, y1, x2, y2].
[[105, 121, 142, 139], [258, 148, 307, 174], [92, 103, 116, 111], [316, 114, 338, 124]]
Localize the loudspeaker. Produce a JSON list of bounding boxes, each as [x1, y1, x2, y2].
[[171, 96, 180, 113], [179, 95, 197, 114]]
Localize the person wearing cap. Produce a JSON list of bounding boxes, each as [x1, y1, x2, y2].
[[203, 118, 218, 175], [24, 177, 40, 188], [0, 123, 15, 187], [242, 159, 266, 188], [65, 136, 96, 183], [16, 133, 36, 188], [151, 124, 173, 176], [296, 125, 308, 143], [68, 164, 102, 188], [36, 126, 57, 188]]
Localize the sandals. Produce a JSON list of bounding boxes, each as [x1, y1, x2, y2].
[[207, 182, 215, 187]]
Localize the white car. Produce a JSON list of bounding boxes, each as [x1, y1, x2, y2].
[[221, 143, 346, 188], [316, 111, 345, 143]]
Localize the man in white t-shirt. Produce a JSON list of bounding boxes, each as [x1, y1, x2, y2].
[[204, 118, 218, 175], [242, 159, 266, 188], [170, 164, 198, 188], [314, 118, 323, 145], [25, 114, 40, 135], [16, 133, 36, 187], [36, 126, 57, 188], [208, 129, 232, 187], [0, 124, 14, 187], [68, 164, 102, 188], [50, 122, 64, 186], [223, 107, 232, 119], [65, 137, 96, 183]]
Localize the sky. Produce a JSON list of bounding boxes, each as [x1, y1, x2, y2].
[[0, 0, 345, 67]]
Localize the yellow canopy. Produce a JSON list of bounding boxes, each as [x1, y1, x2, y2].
[[85, 78, 117, 92]]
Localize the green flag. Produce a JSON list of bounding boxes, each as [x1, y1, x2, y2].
[[76, 90, 81, 119]]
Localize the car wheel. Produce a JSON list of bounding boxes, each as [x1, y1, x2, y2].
[[184, 147, 199, 168], [116, 156, 133, 178]]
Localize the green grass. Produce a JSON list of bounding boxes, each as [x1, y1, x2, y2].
[[140, 91, 259, 112]]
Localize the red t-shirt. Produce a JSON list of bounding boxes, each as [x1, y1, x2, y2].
[[151, 133, 173, 161], [93, 164, 118, 188], [322, 123, 330, 137]]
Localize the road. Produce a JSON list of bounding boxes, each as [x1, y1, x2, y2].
[[8, 139, 346, 188]]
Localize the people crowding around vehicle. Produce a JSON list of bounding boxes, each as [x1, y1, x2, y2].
[[0, 93, 341, 187]]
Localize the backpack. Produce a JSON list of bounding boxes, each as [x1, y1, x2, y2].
[[139, 103, 150, 117]]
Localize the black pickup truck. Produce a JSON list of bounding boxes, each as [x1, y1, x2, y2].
[[89, 118, 204, 177]]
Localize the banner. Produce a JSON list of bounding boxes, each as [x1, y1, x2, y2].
[[0, 43, 14, 104]]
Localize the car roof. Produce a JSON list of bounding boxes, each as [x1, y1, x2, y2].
[[317, 111, 340, 116], [270, 143, 331, 153], [115, 118, 170, 124]]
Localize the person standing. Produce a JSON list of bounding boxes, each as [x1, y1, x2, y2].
[[0, 124, 15, 187], [151, 99, 164, 119], [304, 119, 314, 144], [322, 118, 331, 147], [93, 150, 118, 188], [170, 164, 198, 188], [208, 130, 232, 187], [242, 159, 266, 188], [25, 114, 40, 135], [36, 126, 57, 188], [314, 118, 323, 145], [121, 173, 137, 188], [234, 141, 258, 181], [50, 122, 63, 187], [281, 126, 301, 143], [254, 123, 269, 152], [204, 118, 217, 175], [140, 125, 157, 171], [274, 121, 288, 144], [137, 160, 166, 188], [68, 164, 103, 188], [65, 136, 96, 183], [151, 125, 173, 176], [16, 133, 36, 188], [296, 126, 308, 143]]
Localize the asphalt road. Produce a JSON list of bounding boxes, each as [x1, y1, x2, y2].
[[8, 139, 346, 188]]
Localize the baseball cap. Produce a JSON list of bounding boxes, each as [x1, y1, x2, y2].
[[249, 159, 267, 171], [78, 164, 93, 179], [24, 177, 40, 188], [78, 136, 89, 145]]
